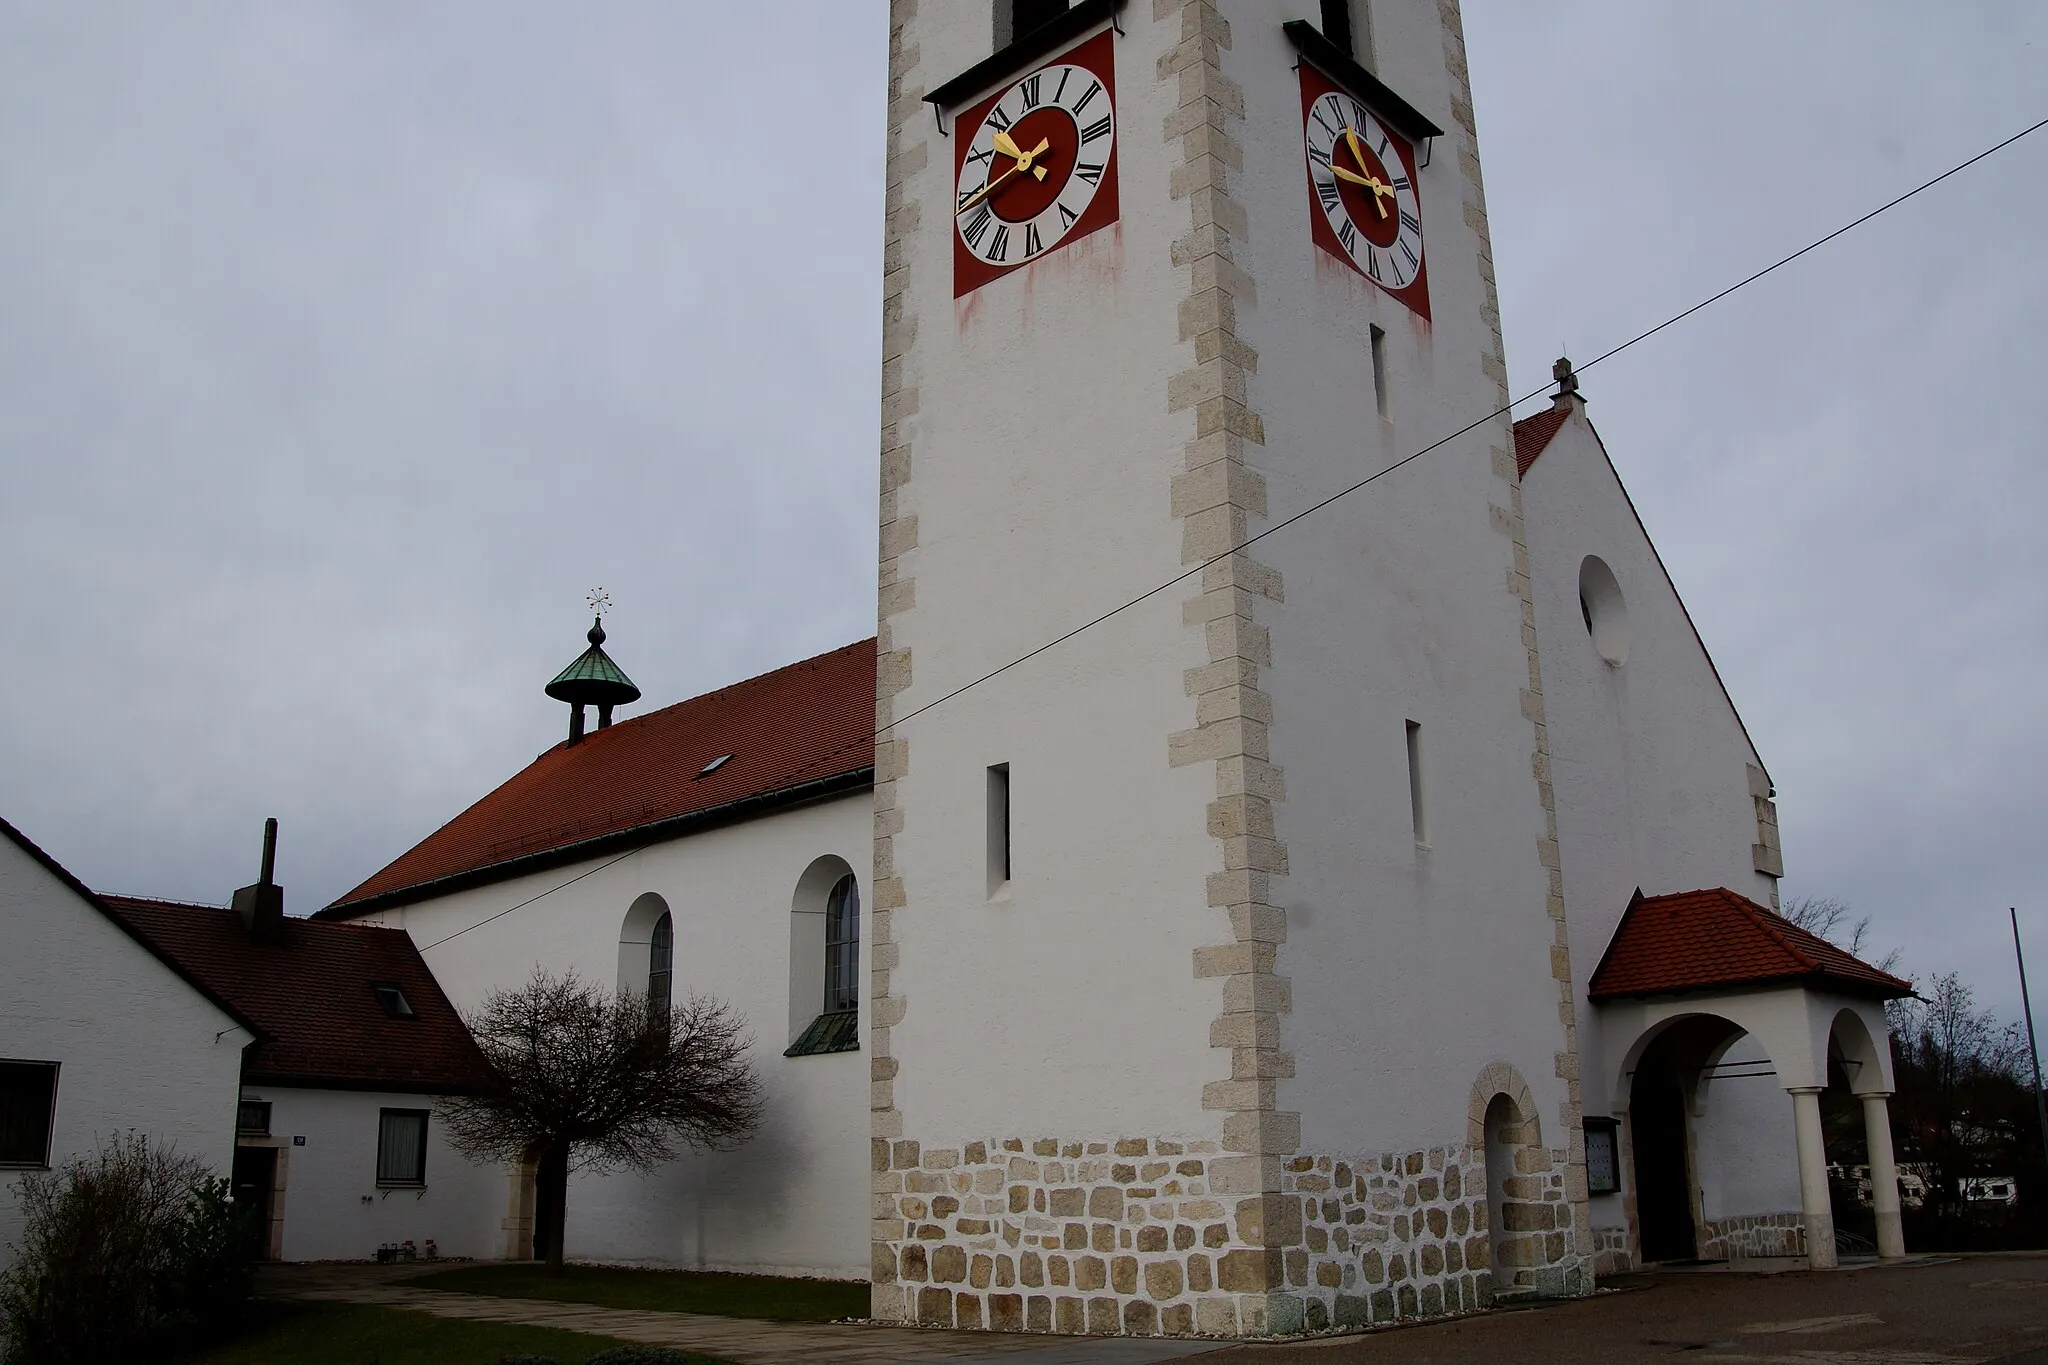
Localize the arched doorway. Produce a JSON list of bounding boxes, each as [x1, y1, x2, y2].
[[1628, 1048, 1695, 1262]]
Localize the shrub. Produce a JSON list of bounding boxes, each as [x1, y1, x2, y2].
[[582, 1349, 709, 1365], [0, 1133, 254, 1364], [497, 1356, 558, 1365]]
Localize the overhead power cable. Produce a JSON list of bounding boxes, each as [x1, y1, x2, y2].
[[404, 111, 2046, 954]]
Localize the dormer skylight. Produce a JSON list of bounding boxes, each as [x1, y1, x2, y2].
[[373, 983, 415, 1018], [697, 754, 734, 778]]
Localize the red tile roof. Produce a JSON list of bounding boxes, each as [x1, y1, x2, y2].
[[326, 638, 877, 915], [1513, 406, 1570, 476], [105, 896, 492, 1092], [1588, 887, 1913, 1002]]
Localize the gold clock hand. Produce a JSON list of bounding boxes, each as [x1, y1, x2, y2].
[[993, 129, 1026, 162], [958, 137, 1054, 214], [1329, 163, 1374, 187]]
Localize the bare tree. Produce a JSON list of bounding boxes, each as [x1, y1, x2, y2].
[[1782, 894, 1903, 975], [440, 969, 763, 1271]]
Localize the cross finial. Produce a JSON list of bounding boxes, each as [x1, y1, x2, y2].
[[1551, 355, 1583, 413]]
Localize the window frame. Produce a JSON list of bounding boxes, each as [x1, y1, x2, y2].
[[375, 1107, 430, 1187], [823, 874, 860, 1014], [0, 1060, 59, 1169], [372, 982, 416, 1019], [1584, 1116, 1622, 1195], [237, 1100, 273, 1137], [648, 911, 674, 1014]]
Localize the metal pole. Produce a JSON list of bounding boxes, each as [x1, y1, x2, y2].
[[2011, 908, 2048, 1166]]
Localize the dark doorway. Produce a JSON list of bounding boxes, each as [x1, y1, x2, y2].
[[1630, 1061, 1697, 1262], [229, 1145, 277, 1260]]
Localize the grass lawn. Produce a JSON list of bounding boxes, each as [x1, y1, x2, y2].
[[182, 1300, 732, 1364], [408, 1262, 871, 1322]]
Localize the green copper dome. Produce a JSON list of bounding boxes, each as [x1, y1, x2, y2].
[[546, 618, 641, 708]]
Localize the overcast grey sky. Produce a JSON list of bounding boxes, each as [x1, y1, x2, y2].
[[3, 4, 2043, 1021]]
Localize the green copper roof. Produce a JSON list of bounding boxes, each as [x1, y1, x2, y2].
[[545, 618, 641, 707]]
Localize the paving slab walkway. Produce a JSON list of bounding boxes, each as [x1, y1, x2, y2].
[[262, 1264, 1230, 1365]]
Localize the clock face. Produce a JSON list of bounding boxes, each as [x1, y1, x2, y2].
[[952, 29, 1118, 296], [1298, 69, 1430, 318]]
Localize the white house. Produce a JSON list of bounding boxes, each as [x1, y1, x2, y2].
[[107, 835, 507, 1263], [309, 0, 1914, 1339], [0, 818, 250, 1266]]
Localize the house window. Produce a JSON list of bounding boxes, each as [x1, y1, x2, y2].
[[373, 983, 415, 1018], [237, 1100, 273, 1137], [988, 763, 1012, 896], [1585, 1117, 1621, 1195], [648, 911, 674, 1013], [0, 1061, 58, 1167], [824, 874, 860, 1013], [376, 1109, 429, 1186]]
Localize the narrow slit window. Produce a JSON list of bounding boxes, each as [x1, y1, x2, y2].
[[1369, 324, 1389, 419], [1405, 720, 1429, 846], [987, 764, 1011, 895], [1320, 0, 1354, 56]]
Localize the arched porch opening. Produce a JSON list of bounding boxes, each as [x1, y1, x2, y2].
[[1623, 1014, 1746, 1262]]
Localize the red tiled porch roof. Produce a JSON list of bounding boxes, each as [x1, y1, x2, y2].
[[1589, 887, 1913, 1002], [325, 639, 876, 916]]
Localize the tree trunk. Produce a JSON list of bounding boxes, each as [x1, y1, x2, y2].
[[534, 1140, 570, 1273]]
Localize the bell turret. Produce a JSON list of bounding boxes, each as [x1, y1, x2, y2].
[[545, 617, 640, 744]]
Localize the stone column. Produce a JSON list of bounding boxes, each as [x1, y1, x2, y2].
[[1788, 1087, 1837, 1269], [1860, 1092, 1907, 1259]]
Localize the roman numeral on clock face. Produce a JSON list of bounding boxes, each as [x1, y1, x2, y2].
[[1024, 223, 1042, 257], [1080, 116, 1111, 145], [1316, 178, 1341, 211], [989, 224, 1010, 261], [962, 203, 993, 248], [1072, 81, 1101, 115], [986, 105, 1013, 133], [1337, 218, 1356, 253], [1020, 74, 1042, 109], [1074, 162, 1103, 185]]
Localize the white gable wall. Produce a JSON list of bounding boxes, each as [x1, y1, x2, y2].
[[360, 791, 869, 1276], [0, 835, 248, 1264], [236, 1086, 507, 1262], [1518, 408, 1800, 1234]]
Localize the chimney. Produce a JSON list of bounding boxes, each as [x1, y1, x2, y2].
[[1551, 355, 1585, 414], [232, 817, 286, 944]]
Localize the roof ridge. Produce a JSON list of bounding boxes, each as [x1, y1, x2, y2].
[[593, 637, 876, 738]]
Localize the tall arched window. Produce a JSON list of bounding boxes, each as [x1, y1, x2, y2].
[[648, 911, 673, 1013], [824, 875, 859, 1013]]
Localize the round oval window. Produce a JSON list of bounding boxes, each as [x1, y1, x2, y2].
[[1577, 555, 1629, 665]]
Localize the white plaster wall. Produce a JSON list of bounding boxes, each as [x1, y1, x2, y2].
[[1689, 1040, 1801, 1223], [1214, 6, 1570, 1156], [362, 792, 869, 1276], [241, 1087, 506, 1262], [881, 6, 1231, 1147], [1520, 409, 1781, 1133], [0, 836, 248, 1265]]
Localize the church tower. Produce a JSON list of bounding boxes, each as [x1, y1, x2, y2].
[[871, 1, 1590, 1336]]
